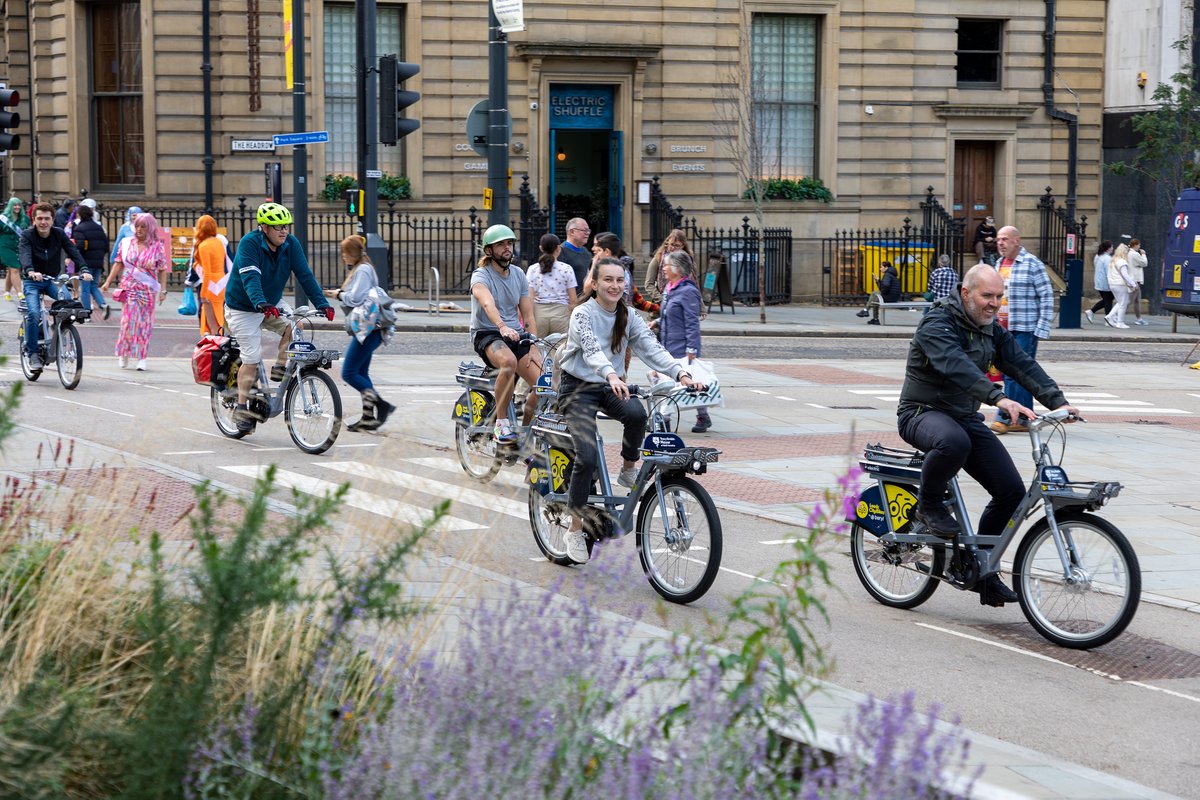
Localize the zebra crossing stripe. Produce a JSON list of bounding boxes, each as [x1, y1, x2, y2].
[[406, 457, 529, 488], [318, 461, 528, 520], [219, 465, 484, 531]]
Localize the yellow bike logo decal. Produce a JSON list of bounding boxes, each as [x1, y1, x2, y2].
[[549, 449, 571, 493], [470, 391, 487, 425], [884, 483, 918, 529]]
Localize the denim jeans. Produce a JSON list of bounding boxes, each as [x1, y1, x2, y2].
[[998, 330, 1039, 424], [341, 329, 382, 393], [898, 407, 1026, 537], [558, 374, 648, 513], [22, 278, 64, 355], [78, 270, 107, 311]]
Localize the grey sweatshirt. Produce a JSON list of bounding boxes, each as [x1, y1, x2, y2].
[[559, 298, 687, 383]]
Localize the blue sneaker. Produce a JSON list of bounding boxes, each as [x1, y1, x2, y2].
[[493, 418, 517, 444]]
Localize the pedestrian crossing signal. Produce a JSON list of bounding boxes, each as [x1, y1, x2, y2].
[[345, 188, 364, 218]]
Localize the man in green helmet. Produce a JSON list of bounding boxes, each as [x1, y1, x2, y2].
[[225, 202, 335, 433], [470, 223, 541, 444]]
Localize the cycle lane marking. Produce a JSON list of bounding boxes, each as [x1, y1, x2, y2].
[[318, 461, 527, 519], [44, 395, 134, 417], [915, 622, 1200, 702], [219, 464, 485, 532]]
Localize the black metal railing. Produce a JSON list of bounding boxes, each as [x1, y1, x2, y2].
[[649, 176, 684, 248], [682, 216, 793, 308], [518, 175, 550, 264], [1037, 186, 1088, 283], [919, 186, 967, 270], [821, 218, 946, 306]]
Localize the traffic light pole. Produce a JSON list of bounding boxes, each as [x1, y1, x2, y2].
[[487, 1, 510, 226], [355, 0, 388, 285]]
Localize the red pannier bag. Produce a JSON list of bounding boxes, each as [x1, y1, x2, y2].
[[192, 335, 237, 388]]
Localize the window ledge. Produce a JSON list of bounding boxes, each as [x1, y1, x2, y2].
[[933, 103, 1039, 119]]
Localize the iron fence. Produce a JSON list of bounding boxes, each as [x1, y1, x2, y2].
[[684, 216, 793, 308], [821, 218, 949, 306], [1036, 186, 1088, 283], [919, 186, 967, 270]]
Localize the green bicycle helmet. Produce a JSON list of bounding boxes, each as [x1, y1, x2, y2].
[[257, 202, 294, 226], [481, 224, 516, 247]]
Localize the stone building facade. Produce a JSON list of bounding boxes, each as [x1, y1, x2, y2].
[[1, 0, 1107, 292]]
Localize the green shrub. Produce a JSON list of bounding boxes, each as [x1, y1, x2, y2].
[[320, 173, 412, 203], [744, 176, 834, 203]]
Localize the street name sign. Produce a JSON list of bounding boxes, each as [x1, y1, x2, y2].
[[272, 130, 330, 147]]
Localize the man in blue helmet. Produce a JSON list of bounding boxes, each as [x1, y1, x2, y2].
[[470, 223, 541, 443], [224, 202, 335, 432]]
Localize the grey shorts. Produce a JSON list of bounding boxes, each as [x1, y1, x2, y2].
[[224, 306, 289, 364]]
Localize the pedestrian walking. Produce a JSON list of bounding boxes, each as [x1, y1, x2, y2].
[[69, 203, 113, 319], [1085, 240, 1113, 324], [1104, 243, 1137, 329], [644, 229, 694, 305], [192, 214, 229, 335], [558, 217, 593, 292], [1, 196, 30, 302], [657, 249, 712, 433], [336, 234, 396, 432], [103, 211, 171, 370], [525, 233, 578, 337], [110, 206, 142, 265], [1126, 238, 1149, 325]]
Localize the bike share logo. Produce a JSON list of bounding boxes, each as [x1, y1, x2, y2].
[[643, 432, 684, 453], [884, 484, 917, 528], [549, 448, 571, 492], [470, 391, 487, 424]]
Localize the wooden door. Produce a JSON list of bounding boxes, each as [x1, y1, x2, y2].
[[953, 141, 996, 248]]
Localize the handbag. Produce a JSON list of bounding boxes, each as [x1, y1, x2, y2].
[[344, 286, 395, 344], [668, 357, 725, 409], [177, 285, 198, 315]]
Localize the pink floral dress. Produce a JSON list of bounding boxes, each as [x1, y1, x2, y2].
[[115, 237, 168, 359]]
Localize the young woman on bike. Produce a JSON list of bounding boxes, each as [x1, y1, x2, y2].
[[556, 257, 706, 565]]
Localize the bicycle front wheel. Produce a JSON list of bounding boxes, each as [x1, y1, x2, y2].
[[635, 476, 722, 604], [17, 323, 40, 381], [56, 324, 83, 390], [1014, 512, 1140, 649], [528, 488, 574, 566], [285, 369, 342, 454], [455, 423, 501, 482], [850, 523, 945, 609]]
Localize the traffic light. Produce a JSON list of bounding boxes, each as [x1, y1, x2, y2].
[[0, 86, 19, 153], [345, 188, 364, 218], [379, 54, 420, 146]]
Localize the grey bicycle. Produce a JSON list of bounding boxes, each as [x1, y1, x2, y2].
[[210, 305, 343, 454], [17, 274, 90, 390], [849, 409, 1140, 649]]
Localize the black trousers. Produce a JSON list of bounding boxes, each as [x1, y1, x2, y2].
[[1089, 291, 1115, 315], [558, 374, 647, 513], [897, 408, 1025, 537]]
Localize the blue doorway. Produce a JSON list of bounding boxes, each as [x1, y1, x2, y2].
[[548, 84, 622, 240]]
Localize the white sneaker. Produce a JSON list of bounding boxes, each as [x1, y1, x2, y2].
[[564, 530, 590, 564], [1085, 309, 1094, 324], [1114, 322, 1131, 329], [493, 417, 517, 444], [1134, 319, 1149, 326], [617, 466, 638, 489], [118, 357, 128, 369], [136, 359, 147, 371]]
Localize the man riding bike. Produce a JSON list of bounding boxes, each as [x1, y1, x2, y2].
[[469, 224, 542, 444], [897, 263, 1077, 606], [18, 202, 89, 371], [223, 202, 335, 433]]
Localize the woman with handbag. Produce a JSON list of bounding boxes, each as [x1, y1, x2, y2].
[[102, 212, 170, 370], [335, 235, 396, 431], [656, 250, 712, 433]]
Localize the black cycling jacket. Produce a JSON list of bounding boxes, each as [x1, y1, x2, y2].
[[898, 291, 1067, 420]]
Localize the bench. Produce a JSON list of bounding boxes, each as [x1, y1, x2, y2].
[[868, 291, 931, 325]]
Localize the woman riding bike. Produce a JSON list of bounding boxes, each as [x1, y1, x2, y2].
[[555, 257, 705, 565]]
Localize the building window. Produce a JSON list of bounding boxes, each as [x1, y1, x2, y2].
[[751, 14, 819, 180], [956, 19, 1003, 87], [324, 4, 404, 176], [91, 2, 144, 186]]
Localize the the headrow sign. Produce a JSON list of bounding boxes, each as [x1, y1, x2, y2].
[[231, 139, 276, 152]]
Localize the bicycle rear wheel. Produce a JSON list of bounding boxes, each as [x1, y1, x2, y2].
[[285, 369, 342, 454], [56, 324, 83, 390], [635, 476, 722, 604], [1014, 512, 1140, 649], [211, 387, 249, 439], [850, 523, 945, 609], [17, 323, 41, 381]]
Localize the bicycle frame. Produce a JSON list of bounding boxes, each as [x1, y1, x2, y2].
[[854, 412, 1122, 583]]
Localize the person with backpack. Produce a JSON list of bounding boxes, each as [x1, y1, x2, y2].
[[335, 234, 396, 432]]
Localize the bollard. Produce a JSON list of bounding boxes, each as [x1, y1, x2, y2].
[[1059, 258, 1083, 329]]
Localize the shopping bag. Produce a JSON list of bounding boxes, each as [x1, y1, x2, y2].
[[177, 285, 198, 315], [665, 357, 724, 409]]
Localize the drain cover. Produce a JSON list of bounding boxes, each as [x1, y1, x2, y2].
[[974, 623, 1200, 680]]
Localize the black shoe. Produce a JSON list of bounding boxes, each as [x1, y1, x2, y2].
[[856, 309, 870, 318], [270, 363, 287, 382], [978, 573, 1019, 607], [103, 305, 112, 321], [27, 353, 43, 371], [867, 318, 881, 325], [913, 501, 960, 538], [233, 403, 257, 433], [691, 417, 712, 433], [375, 399, 396, 427]]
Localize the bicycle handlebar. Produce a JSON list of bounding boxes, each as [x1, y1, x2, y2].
[[1028, 409, 1085, 429]]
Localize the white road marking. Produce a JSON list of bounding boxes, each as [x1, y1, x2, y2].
[[750, 389, 771, 395], [162, 450, 215, 455], [319, 461, 527, 519], [44, 395, 134, 417], [406, 457, 529, 488], [333, 442, 379, 449], [805, 403, 828, 409], [774, 395, 797, 401], [220, 465, 484, 531], [759, 538, 801, 545], [1076, 407, 1190, 415]]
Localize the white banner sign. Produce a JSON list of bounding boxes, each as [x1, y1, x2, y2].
[[491, 0, 525, 32]]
